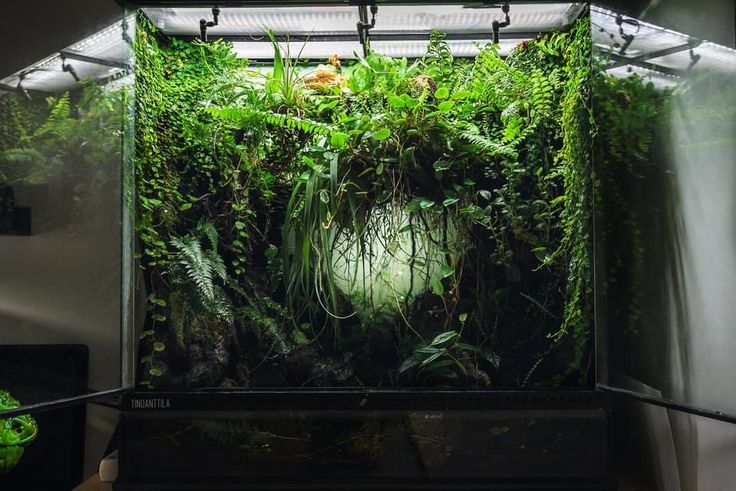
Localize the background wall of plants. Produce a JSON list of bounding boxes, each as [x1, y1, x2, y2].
[[132, 12, 595, 389]]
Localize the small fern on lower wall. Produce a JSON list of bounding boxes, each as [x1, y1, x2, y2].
[[167, 219, 234, 346]]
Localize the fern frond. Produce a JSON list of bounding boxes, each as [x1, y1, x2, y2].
[[171, 235, 215, 302], [32, 94, 73, 140], [208, 287, 234, 324], [529, 68, 554, 121], [210, 107, 333, 136], [453, 123, 518, 159], [240, 298, 292, 356], [169, 291, 189, 347], [197, 218, 220, 250]]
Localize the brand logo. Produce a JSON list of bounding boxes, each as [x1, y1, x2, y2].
[[130, 398, 172, 410]]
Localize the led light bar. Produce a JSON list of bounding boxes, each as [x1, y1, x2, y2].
[[604, 64, 680, 88], [232, 38, 524, 60]]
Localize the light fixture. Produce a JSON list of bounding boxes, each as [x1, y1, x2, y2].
[[200, 6, 220, 42]]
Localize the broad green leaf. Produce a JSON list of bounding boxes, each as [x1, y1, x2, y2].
[[399, 355, 421, 374], [292, 330, 309, 346], [431, 277, 445, 295], [401, 94, 419, 108], [149, 368, 162, 377], [434, 86, 449, 99], [419, 199, 435, 209], [416, 346, 443, 355], [419, 350, 446, 368], [153, 342, 166, 352], [406, 198, 423, 213], [438, 100, 455, 112], [319, 189, 330, 204], [330, 132, 348, 149], [388, 95, 405, 109], [532, 246, 549, 262], [442, 198, 459, 207], [373, 128, 391, 141], [440, 264, 454, 278], [431, 331, 460, 347]]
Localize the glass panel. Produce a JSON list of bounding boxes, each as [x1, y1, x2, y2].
[[592, 6, 691, 59], [648, 42, 736, 74], [0, 10, 135, 417], [601, 64, 679, 88], [119, 407, 608, 484], [593, 2, 736, 413]]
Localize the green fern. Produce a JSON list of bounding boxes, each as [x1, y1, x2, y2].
[[453, 123, 517, 159], [171, 235, 217, 302], [168, 220, 234, 339], [238, 297, 293, 356], [210, 107, 333, 137], [169, 291, 189, 347]]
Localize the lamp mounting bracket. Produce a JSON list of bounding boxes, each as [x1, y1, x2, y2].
[[200, 5, 220, 42], [357, 3, 378, 57], [492, 3, 511, 44]]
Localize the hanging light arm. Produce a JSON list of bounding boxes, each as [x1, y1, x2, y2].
[[357, 3, 378, 57], [492, 3, 511, 44], [60, 54, 82, 83], [200, 6, 220, 42]]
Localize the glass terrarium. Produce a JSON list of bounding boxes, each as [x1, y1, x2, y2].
[[118, 1, 610, 489], [3, 0, 732, 488]]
